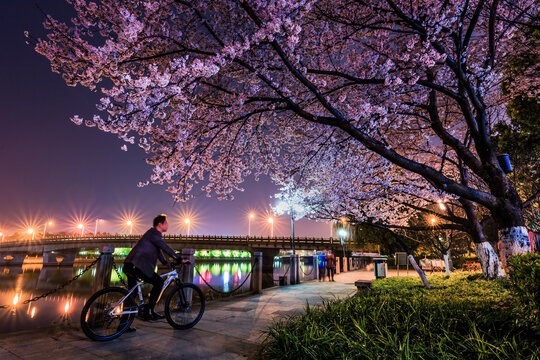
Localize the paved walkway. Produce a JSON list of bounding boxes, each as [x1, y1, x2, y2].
[[0, 269, 415, 359]]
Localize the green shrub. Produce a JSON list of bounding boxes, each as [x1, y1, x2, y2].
[[261, 273, 539, 359], [508, 252, 540, 332]]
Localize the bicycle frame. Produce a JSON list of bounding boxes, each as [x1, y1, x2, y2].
[[107, 268, 183, 316]]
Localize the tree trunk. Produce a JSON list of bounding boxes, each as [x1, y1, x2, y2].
[[458, 198, 504, 279], [498, 226, 531, 271], [408, 255, 431, 290], [474, 241, 505, 279]]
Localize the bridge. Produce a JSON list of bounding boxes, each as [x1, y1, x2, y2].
[[0, 234, 352, 288], [0, 234, 345, 253]]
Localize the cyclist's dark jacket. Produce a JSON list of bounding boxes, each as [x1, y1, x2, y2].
[[124, 227, 179, 278]]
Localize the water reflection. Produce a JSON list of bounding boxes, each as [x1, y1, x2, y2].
[[0, 257, 253, 334]]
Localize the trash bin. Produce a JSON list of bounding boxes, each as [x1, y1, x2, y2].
[[279, 275, 287, 286], [373, 256, 388, 279]]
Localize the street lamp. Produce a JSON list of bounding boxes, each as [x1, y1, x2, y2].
[[184, 218, 190, 236], [438, 201, 446, 211], [42, 221, 53, 239], [127, 220, 133, 235], [0, 232, 4, 243], [248, 213, 255, 237], [77, 223, 84, 238], [338, 229, 347, 257], [280, 199, 297, 255], [268, 217, 274, 238], [94, 218, 103, 236], [28, 228, 35, 241]]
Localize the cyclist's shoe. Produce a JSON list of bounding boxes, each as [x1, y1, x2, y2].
[[142, 310, 164, 321], [126, 327, 137, 333], [150, 311, 165, 320]]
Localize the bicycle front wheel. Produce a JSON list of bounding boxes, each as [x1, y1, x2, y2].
[[165, 283, 205, 329], [80, 287, 137, 341]]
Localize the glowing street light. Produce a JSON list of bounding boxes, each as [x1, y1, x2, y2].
[[0, 232, 4, 243], [438, 200, 446, 211], [248, 213, 255, 237], [430, 217, 437, 226], [126, 220, 133, 235], [94, 218, 104, 236], [27, 228, 35, 240], [42, 221, 53, 239], [77, 223, 84, 238], [338, 229, 347, 257], [268, 217, 274, 238], [184, 218, 191, 236]]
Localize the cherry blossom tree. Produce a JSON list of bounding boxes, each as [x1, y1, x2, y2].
[[31, 0, 537, 270], [271, 144, 505, 280]]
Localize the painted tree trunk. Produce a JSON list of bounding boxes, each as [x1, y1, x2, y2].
[[443, 253, 450, 277], [474, 241, 505, 279], [498, 226, 532, 271], [408, 254, 431, 290]]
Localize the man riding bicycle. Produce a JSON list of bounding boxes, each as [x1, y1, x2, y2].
[[124, 214, 183, 321]]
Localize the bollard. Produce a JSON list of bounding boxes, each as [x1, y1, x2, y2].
[[335, 257, 341, 274], [290, 254, 300, 285], [343, 257, 348, 272], [251, 252, 263, 294], [93, 246, 115, 293], [312, 255, 319, 280], [181, 249, 195, 303]]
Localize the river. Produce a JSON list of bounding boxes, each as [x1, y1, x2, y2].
[[0, 250, 314, 334]]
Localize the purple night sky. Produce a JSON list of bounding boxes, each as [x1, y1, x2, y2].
[[0, 1, 330, 238]]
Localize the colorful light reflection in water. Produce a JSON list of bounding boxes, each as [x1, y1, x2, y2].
[[0, 258, 255, 334]]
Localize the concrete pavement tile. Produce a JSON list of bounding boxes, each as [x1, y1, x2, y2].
[[0, 348, 23, 360]]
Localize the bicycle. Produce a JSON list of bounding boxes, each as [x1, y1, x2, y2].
[[80, 260, 205, 341]]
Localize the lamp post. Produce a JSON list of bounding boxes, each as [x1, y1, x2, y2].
[[268, 217, 274, 238], [338, 229, 347, 258], [288, 204, 295, 255], [42, 221, 53, 239], [77, 224, 84, 238], [184, 218, 190, 236], [248, 213, 254, 237], [28, 228, 35, 241], [127, 220, 133, 235], [0, 232, 4, 243], [430, 215, 450, 277], [94, 218, 103, 236]]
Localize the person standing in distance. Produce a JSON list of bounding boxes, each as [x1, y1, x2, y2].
[[124, 214, 181, 321]]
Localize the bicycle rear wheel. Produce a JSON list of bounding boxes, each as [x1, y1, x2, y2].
[[165, 283, 205, 329], [80, 287, 137, 341]]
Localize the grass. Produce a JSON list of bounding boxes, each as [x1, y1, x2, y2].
[[260, 272, 539, 359]]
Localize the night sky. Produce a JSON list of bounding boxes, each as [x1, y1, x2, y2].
[[0, 1, 330, 237]]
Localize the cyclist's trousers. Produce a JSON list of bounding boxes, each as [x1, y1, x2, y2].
[[124, 262, 164, 311]]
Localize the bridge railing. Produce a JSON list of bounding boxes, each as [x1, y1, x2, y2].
[[0, 234, 339, 247]]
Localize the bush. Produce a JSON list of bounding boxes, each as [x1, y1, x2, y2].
[[261, 273, 539, 359], [508, 252, 540, 333]]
